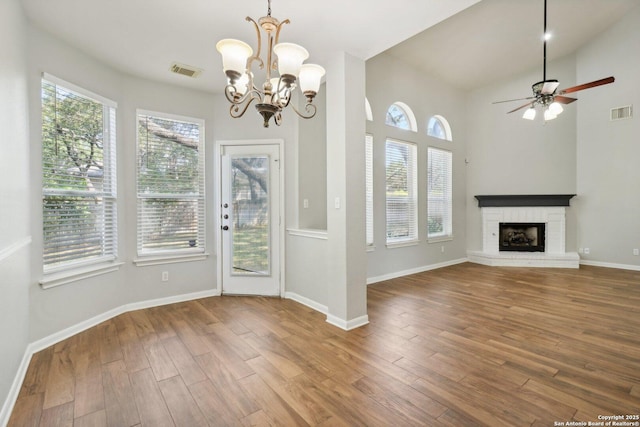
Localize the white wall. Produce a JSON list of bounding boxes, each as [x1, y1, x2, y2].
[[365, 53, 468, 280], [0, 0, 31, 420], [575, 5, 640, 268], [297, 86, 327, 230], [465, 55, 578, 253]]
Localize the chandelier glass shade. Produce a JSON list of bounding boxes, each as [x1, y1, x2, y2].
[[216, 1, 325, 128]]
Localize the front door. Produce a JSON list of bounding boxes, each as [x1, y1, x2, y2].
[[219, 143, 281, 296]]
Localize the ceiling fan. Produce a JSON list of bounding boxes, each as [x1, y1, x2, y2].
[[493, 0, 614, 120]]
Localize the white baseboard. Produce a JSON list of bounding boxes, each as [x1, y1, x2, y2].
[[580, 259, 640, 271], [284, 292, 328, 314], [285, 293, 370, 331], [0, 347, 33, 427], [326, 313, 370, 331], [367, 257, 468, 285], [0, 288, 219, 427]]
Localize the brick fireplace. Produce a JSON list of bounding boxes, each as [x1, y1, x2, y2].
[[467, 194, 579, 268]]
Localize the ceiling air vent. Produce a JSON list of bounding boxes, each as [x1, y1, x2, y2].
[[170, 62, 202, 78], [610, 105, 632, 121]]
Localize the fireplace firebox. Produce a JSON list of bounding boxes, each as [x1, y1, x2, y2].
[[499, 222, 545, 252]]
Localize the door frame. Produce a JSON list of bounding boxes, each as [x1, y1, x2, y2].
[[214, 139, 285, 297]]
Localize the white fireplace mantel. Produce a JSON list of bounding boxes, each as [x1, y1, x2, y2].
[[468, 196, 579, 268]]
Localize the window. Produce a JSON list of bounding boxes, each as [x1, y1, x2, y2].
[[427, 115, 452, 141], [385, 102, 417, 132], [136, 111, 205, 257], [386, 139, 418, 245], [41, 74, 117, 272], [427, 147, 453, 240], [365, 98, 373, 121], [365, 134, 374, 247]]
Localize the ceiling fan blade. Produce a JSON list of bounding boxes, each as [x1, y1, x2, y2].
[[492, 96, 535, 105], [554, 95, 577, 104], [558, 76, 615, 95], [541, 81, 560, 95], [507, 102, 534, 114]]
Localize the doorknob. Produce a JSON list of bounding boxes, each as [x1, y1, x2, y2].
[[221, 225, 229, 231], [223, 203, 229, 208], [223, 214, 229, 219]]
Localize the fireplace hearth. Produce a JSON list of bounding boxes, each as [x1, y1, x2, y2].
[[499, 222, 545, 252]]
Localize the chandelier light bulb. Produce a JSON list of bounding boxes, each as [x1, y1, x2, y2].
[[273, 43, 309, 78], [299, 64, 325, 95], [216, 39, 253, 78]]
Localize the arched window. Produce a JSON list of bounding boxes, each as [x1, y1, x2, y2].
[[427, 115, 452, 141], [365, 98, 373, 121], [385, 102, 417, 132]]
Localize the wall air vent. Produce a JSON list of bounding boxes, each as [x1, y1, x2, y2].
[[170, 62, 202, 78], [610, 105, 632, 121]]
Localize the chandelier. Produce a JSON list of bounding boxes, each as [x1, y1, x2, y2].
[[216, 0, 325, 128]]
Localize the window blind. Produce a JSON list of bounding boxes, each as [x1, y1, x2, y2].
[[365, 134, 374, 246], [41, 77, 117, 271], [136, 111, 205, 255], [427, 147, 453, 239], [386, 139, 417, 244]]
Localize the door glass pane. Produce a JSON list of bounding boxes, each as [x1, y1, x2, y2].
[[231, 156, 270, 275]]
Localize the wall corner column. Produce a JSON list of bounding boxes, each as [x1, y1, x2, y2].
[[325, 51, 368, 330]]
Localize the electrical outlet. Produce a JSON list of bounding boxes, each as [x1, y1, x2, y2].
[[161, 271, 169, 281], [441, 245, 445, 253], [303, 199, 309, 209], [633, 248, 639, 256], [584, 248, 590, 255]]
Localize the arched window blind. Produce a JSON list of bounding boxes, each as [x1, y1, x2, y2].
[[136, 111, 205, 255], [41, 74, 117, 271], [386, 139, 418, 245], [427, 147, 453, 240]]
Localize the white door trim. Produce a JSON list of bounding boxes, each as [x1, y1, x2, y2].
[[214, 139, 285, 297]]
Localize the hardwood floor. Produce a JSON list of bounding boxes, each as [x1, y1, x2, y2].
[[8, 263, 640, 426]]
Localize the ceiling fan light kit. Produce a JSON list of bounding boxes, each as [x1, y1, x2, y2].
[[494, 0, 614, 122], [216, 0, 325, 128]]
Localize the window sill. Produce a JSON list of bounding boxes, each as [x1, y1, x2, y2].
[[366, 245, 376, 253], [40, 261, 125, 290], [134, 252, 210, 267], [386, 240, 420, 249], [428, 235, 454, 244]]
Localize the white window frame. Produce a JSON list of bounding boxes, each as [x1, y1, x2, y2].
[[40, 73, 120, 287], [385, 102, 417, 132], [134, 110, 207, 266], [427, 146, 453, 241], [385, 138, 418, 247]]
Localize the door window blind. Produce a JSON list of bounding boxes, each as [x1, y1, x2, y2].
[[427, 147, 453, 239], [41, 75, 117, 271], [365, 134, 374, 247], [136, 111, 205, 255], [385, 139, 417, 245]]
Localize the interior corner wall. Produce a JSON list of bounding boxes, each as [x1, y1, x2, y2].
[[574, 5, 640, 269], [365, 53, 468, 281], [0, 0, 31, 419], [465, 55, 578, 253]]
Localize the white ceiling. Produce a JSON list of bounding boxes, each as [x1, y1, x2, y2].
[[21, 0, 640, 94]]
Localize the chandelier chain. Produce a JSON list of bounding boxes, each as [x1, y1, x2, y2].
[[267, 0, 272, 17]]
